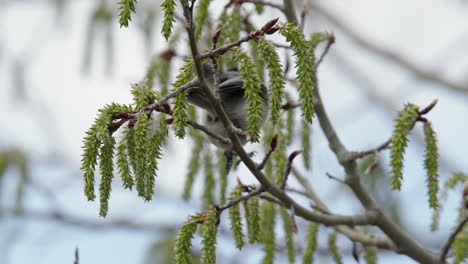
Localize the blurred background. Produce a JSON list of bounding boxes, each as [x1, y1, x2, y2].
[[1, 0, 468, 263]]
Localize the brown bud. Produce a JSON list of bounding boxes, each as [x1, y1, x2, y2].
[[212, 28, 223, 46], [108, 122, 121, 134], [261, 18, 279, 32], [164, 118, 174, 124], [270, 135, 278, 150], [264, 26, 280, 35], [417, 117, 428, 123], [128, 118, 137, 128], [329, 32, 336, 44], [288, 150, 303, 163], [418, 99, 438, 115], [160, 49, 176, 61], [161, 103, 172, 114], [291, 214, 298, 234], [112, 112, 128, 120]]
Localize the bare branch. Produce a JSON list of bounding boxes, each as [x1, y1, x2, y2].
[[196, 18, 280, 60], [440, 216, 468, 262], [280, 150, 302, 190], [313, 33, 335, 70], [257, 135, 278, 171], [218, 186, 265, 211], [309, 2, 468, 94], [186, 119, 231, 147]]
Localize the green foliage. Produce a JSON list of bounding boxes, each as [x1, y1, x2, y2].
[[161, 0, 177, 40], [217, 151, 228, 204], [327, 232, 343, 264], [201, 209, 218, 264], [203, 152, 215, 209], [134, 113, 150, 198], [309, 32, 330, 49], [232, 47, 266, 142], [243, 196, 260, 243], [257, 38, 285, 125], [423, 122, 439, 208], [0, 152, 9, 178], [174, 215, 201, 264], [452, 223, 468, 264], [173, 91, 189, 138], [302, 222, 319, 264], [390, 103, 419, 190], [13, 152, 28, 213], [81, 103, 130, 201], [146, 56, 173, 95], [363, 246, 378, 264], [228, 186, 245, 249], [117, 0, 137, 28], [255, 3, 264, 14], [250, 40, 265, 83], [432, 172, 468, 230], [446, 172, 468, 189], [131, 81, 160, 110], [279, 207, 295, 263], [280, 23, 316, 124], [116, 128, 134, 190], [215, 7, 241, 69], [183, 132, 204, 200], [99, 136, 116, 217], [272, 130, 287, 185], [260, 201, 276, 264], [158, 59, 173, 96], [194, 0, 211, 38], [286, 106, 294, 145], [302, 119, 311, 169], [172, 58, 194, 138], [227, 7, 241, 43], [145, 125, 168, 200]]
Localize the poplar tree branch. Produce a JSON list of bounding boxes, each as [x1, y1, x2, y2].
[[440, 216, 468, 262], [308, 2, 468, 94], [282, 0, 440, 263], [179, 0, 386, 230]]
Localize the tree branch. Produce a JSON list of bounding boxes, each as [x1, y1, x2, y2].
[[440, 216, 468, 262], [308, 2, 468, 94]]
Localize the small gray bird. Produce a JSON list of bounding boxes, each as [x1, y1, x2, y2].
[[187, 63, 269, 172], [187, 62, 269, 148]]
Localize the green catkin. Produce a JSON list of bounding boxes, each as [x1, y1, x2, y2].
[[228, 187, 245, 249], [302, 222, 319, 264], [280, 207, 295, 263], [390, 103, 419, 190], [243, 196, 260, 243], [260, 202, 276, 264]]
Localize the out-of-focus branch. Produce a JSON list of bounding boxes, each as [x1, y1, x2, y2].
[[308, 2, 468, 94], [281, 0, 440, 262], [331, 49, 460, 172], [440, 216, 468, 262]]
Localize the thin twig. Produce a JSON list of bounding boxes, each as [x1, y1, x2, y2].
[[313, 33, 335, 70], [326, 172, 346, 185], [186, 120, 231, 147], [308, 2, 468, 94], [257, 135, 278, 170], [196, 18, 280, 60], [440, 216, 468, 262], [218, 186, 265, 211], [74, 247, 79, 264], [346, 138, 392, 161], [280, 150, 302, 190]]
